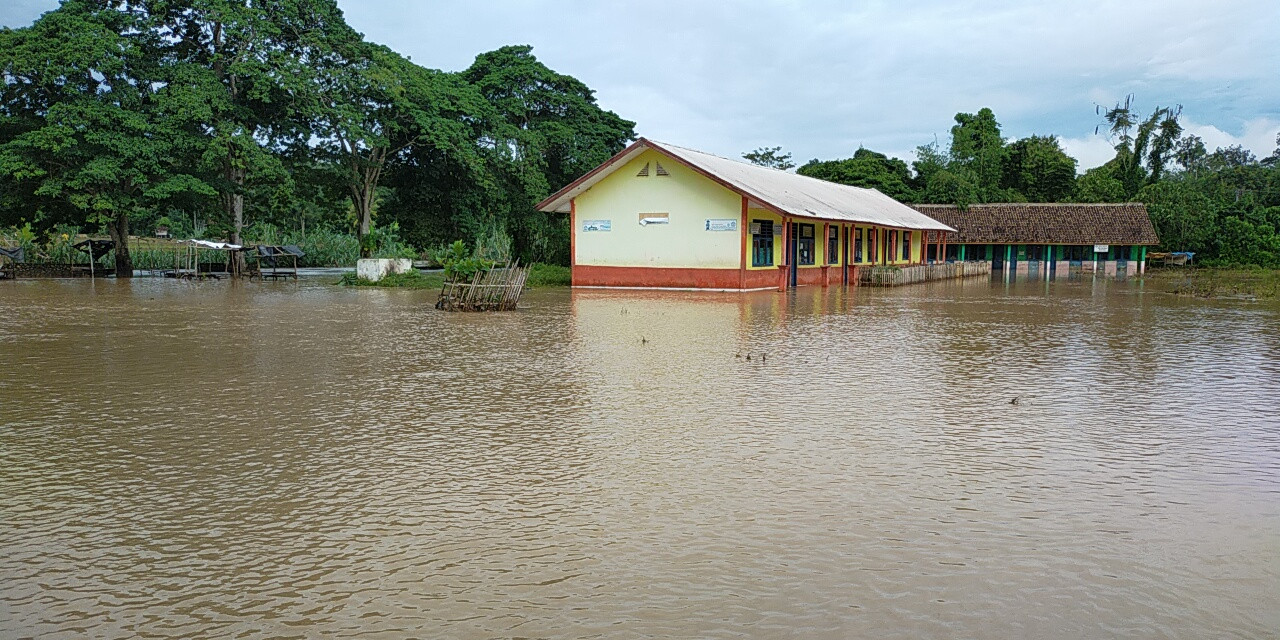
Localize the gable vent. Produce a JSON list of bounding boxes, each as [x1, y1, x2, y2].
[[655, 162, 669, 176], [636, 163, 650, 177]]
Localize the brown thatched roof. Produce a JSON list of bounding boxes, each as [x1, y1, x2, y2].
[[912, 203, 1160, 245]]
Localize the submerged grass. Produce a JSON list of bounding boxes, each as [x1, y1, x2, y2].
[[337, 270, 444, 289], [337, 263, 570, 290], [1151, 267, 1280, 301], [526, 264, 571, 287]]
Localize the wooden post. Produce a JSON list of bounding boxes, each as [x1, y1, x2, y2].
[[87, 242, 95, 280]]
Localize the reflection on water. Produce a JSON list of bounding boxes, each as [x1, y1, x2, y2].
[[2, 276, 1278, 638]]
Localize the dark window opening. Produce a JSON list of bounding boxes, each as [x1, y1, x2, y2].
[[854, 228, 863, 263], [827, 225, 840, 264], [901, 231, 911, 261], [797, 223, 815, 265], [752, 219, 774, 267]]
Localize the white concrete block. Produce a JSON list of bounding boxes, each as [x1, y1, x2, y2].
[[356, 258, 413, 282]]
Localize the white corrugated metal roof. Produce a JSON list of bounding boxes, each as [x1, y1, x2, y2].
[[537, 138, 954, 232]]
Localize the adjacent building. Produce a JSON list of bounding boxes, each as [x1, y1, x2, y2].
[[912, 203, 1160, 277], [536, 138, 956, 290]]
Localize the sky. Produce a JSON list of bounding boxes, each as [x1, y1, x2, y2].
[[4, 0, 1279, 172]]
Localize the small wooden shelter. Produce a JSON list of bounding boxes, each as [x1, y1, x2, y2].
[[0, 246, 22, 279], [251, 245, 305, 280], [167, 239, 246, 279], [72, 239, 116, 277]]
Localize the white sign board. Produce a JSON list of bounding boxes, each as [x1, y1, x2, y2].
[[1094, 244, 1109, 253], [705, 219, 738, 232], [582, 219, 611, 232]]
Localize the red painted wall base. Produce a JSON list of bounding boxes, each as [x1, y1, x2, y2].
[[572, 265, 780, 289]]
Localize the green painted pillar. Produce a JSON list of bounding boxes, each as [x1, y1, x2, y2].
[[1006, 244, 1012, 264], [959, 245, 966, 261]]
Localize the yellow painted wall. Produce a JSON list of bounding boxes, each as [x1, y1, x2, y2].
[[573, 149, 742, 269]]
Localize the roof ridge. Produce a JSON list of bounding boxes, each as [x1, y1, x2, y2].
[[646, 138, 883, 194], [914, 202, 1142, 207]]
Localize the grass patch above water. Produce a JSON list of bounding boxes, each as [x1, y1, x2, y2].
[[336, 263, 570, 290], [526, 263, 571, 287], [337, 270, 444, 289], [1150, 267, 1280, 301]]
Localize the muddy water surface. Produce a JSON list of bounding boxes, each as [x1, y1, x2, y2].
[[1, 276, 1278, 638]]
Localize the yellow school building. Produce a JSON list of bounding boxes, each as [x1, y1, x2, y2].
[[537, 138, 956, 290]]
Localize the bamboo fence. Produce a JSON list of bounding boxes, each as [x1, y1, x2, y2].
[[436, 261, 530, 311]]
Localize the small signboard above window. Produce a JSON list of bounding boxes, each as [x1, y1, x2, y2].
[[582, 219, 611, 232], [639, 212, 669, 226], [705, 219, 737, 232], [1094, 244, 1110, 253]]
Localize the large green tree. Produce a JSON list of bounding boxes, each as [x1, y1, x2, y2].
[[315, 40, 491, 256], [0, 1, 215, 275], [456, 45, 635, 263], [743, 146, 795, 170], [1000, 135, 1077, 202], [797, 148, 918, 202], [1098, 96, 1183, 197], [146, 0, 346, 250], [948, 107, 1008, 201]]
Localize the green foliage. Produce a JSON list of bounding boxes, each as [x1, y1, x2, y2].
[[1074, 163, 1127, 203], [743, 146, 795, 170], [1098, 96, 1183, 197], [1157, 267, 1280, 300], [526, 263, 571, 287], [948, 107, 1007, 202], [431, 240, 494, 280], [337, 270, 443, 289], [797, 148, 918, 202], [1001, 135, 1076, 201], [2, 3, 623, 271]]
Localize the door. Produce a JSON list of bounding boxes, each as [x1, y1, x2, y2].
[[788, 222, 798, 287], [842, 226, 849, 285]]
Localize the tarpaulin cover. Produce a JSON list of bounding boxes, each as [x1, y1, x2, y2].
[[0, 247, 23, 262], [72, 239, 115, 255]]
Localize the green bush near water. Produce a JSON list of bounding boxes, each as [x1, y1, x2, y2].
[[337, 263, 569, 290], [526, 264, 570, 287], [337, 270, 444, 289]]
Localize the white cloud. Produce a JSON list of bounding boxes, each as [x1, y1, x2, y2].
[[1182, 118, 1280, 160], [1060, 118, 1280, 173], [1059, 135, 1121, 174]]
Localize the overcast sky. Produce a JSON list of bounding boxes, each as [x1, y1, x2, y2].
[[5, 0, 1279, 172]]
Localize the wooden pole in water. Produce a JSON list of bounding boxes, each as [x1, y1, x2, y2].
[[88, 241, 95, 280]]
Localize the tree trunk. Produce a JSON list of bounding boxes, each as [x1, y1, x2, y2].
[[107, 213, 133, 277], [352, 185, 374, 259], [225, 164, 247, 275]]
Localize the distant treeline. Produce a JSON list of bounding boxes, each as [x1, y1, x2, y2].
[[0, 0, 634, 275], [758, 103, 1280, 267]]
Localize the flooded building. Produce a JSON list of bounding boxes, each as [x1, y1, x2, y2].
[[536, 138, 956, 290], [912, 203, 1160, 277]]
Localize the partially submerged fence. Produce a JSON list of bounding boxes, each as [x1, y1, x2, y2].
[[436, 262, 531, 311], [861, 260, 992, 286]]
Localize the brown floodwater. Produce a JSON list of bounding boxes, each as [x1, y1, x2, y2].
[[1, 275, 1278, 638]]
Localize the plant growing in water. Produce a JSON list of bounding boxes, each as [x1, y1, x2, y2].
[[432, 240, 494, 280]]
